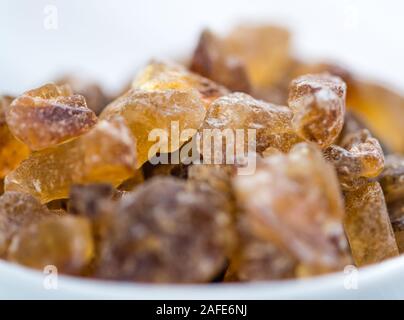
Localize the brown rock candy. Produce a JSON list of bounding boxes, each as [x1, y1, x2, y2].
[[5, 118, 137, 203], [232, 143, 350, 277], [101, 88, 205, 168], [56, 75, 111, 115], [68, 183, 118, 276], [347, 81, 404, 153], [5, 84, 97, 150], [191, 26, 292, 99], [225, 214, 298, 281], [68, 183, 115, 217], [224, 25, 291, 88], [379, 154, 404, 203], [7, 215, 94, 275], [379, 155, 404, 252], [190, 30, 251, 93], [133, 61, 229, 108], [324, 129, 385, 191], [385, 200, 404, 253], [0, 96, 30, 178], [200, 92, 301, 162], [188, 164, 236, 202], [0, 192, 52, 256], [344, 181, 399, 266], [97, 177, 234, 283], [288, 73, 347, 148], [293, 63, 404, 153]]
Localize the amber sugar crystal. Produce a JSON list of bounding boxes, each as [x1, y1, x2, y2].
[[379, 155, 404, 252], [226, 214, 298, 281], [5, 84, 97, 151], [7, 215, 94, 275], [190, 26, 294, 106], [101, 89, 205, 168], [232, 143, 351, 277], [0, 191, 54, 257], [96, 177, 234, 283], [56, 75, 111, 115], [5, 118, 137, 203], [344, 181, 399, 266], [288, 73, 346, 148], [200, 92, 301, 159], [348, 81, 404, 153], [190, 30, 251, 93], [324, 129, 385, 191], [0, 96, 30, 178], [133, 61, 229, 108]]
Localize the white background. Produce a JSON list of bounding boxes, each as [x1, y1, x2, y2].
[[1, 0, 404, 96]]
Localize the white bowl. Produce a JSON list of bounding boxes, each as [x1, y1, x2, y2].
[[2, 0, 404, 299], [1, 256, 404, 299]]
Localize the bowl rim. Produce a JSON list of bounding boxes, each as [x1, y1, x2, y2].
[[1, 254, 404, 299]]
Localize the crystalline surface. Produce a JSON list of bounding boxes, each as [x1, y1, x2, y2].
[[190, 30, 251, 93], [56, 76, 110, 115], [0, 191, 52, 256], [379, 155, 404, 253], [385, 200, 404, 253], [225, 215, 298, 281], [293, 66, 404, 153], [288, 73, 346, 148], [188, 164, 236, 203], [68, 183, 115, 217], [7, 215, 94, 275], [347, 81, 404, 153], [232, 143, 350, 276], [200, 92, 301, 160], [344, 181, 399, 266], [190, 26, 291, 99], [226, 25, 291, 88], [5, 84, 97, 150], [97, 177, 234, 283], [5, 118, 137, 203], [324, 129, 385, 190], [379, 155, 404, 203], [0, 96, 30, 178], [133, 61, 229, 108], [101, 88, 205, 168]]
